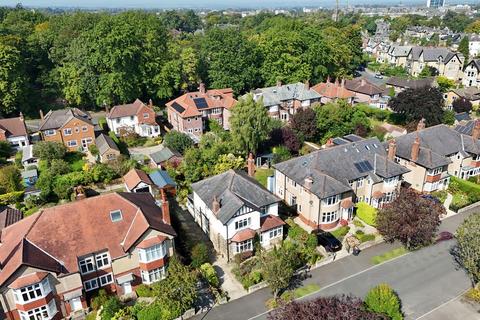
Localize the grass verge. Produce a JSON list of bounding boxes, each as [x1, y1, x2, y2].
[[293, 284, 321, 298], [254, 168, 274, 188], [371, 247, 408, 265]]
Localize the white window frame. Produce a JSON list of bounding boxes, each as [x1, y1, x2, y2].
[[141, 267, 166, 285], [427, 167, 442, 176], [143, 113, 149, 119], [323, 195, 339, 206], [19, 301, 56, 320], [322, 210, 338, 223], [357, 177, 365, 188], [98, 273, 113, 287], [14, 278, 52, 304], [95, 252, 110, 269], [83, 278, 99, 292], [234, 217, 251, 230], [235, 239, 253, 253], [79, 256, 95, 275], [63, 128, 72, 136], [44, 129, 55, 136], [268, 227, 282, 240], [138, 242, 166, 263], [67, 140, 78, 147]]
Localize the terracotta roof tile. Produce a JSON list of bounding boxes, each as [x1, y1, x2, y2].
[[9, 272, 49, 289], [340, 198, 354, 209], [108, 99, 145, 118], [0, 206, 23, 230], [136, 235, 167, 249], [166, 88, 237, 118], [312, 82, 355, 99], [123, 168, 153, 190], [0, 117, 28, 138], [231, 228, 256, 242], [260, 215, 285, 232]]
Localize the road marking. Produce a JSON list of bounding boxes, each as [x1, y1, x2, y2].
[[414, 289, 470, 320], [247, 247, 413, 320]]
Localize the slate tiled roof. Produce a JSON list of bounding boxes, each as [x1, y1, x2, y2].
[[95, 133, 119, 155], [0, 117, 28, 138], [394, 124, 480, 169], [191, 170, 280, 224], [451, 87, 480, 101], [274, 137, 409, 199], [0, 192, 175, 286], [166, 88, 236, 118], [149, 146, 181, 164], [391, 45, 412, 57], [39, 108, 92, 131], [386, 77, 435, 90], [250, 82, 321, 107]]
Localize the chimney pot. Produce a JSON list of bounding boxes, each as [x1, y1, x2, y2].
[[473, 120, 480, 140], [304, 80, 310, 90], [304, 176, 313, 190], [161, 189, 171, 224], [411, 136, 420, 162], [326, 138, 334, 148], [417, 118, 426, 131], [247, 152, 256, 177], [39, 109, 44, 121], [387, 139, 397, 161], [360, 78, 366, 86], [19, 112, 24, 121], [149, 99, 153, 108]]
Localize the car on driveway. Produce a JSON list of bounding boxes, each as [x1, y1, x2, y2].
[[375, 73, 383, 79], [316, 231, 342, 252]]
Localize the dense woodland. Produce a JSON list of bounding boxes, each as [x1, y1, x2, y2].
[[0, 6, 367, 117]]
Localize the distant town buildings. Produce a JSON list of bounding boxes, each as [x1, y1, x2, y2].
[[427, 0, 445, 9]]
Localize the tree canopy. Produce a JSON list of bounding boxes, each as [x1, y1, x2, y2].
[[454, 213, 480, 285]]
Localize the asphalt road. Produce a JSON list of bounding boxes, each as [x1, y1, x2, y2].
[[197, 211, 477, 320], [358, 69, 389, 87]]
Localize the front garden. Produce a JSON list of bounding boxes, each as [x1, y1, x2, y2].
[[448, 176, 480, 211]]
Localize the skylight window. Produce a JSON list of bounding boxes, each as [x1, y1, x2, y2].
[[110, 210, 123, 222]]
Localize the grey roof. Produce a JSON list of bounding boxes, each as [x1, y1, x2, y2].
[[274, 137, 409, 199], [455, 120, 477, 136], [21, 145, 36, 163], [21, 169, 38, 179], [454, 112, 471, 122], [410, 46, 424, 60], [38, 108, 92, 131], [394, 125, 480, 169], [191, 169, 280, 224], [250, 82, 321, 107], [149, 146, 181, 164], [451, 87, 480, 101], [0, 206, 23, 230], [386, 77, 435, 90], [467, 59, 480, 71], [422, 47, 452, 62], [391, 45, 412, 57], [95, 133, 119, 155]]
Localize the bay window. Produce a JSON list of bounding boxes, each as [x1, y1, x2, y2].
[[141, 267, 166, 284], [138, 243, 166, 263], [19, 299, 56, 320], [322, 210, 338, 223], [14, 277, 52, 304], [235, 239, 253, 253]]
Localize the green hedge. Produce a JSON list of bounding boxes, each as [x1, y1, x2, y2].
[[356, 202, 377, 226], [448, 177, 480, 211]]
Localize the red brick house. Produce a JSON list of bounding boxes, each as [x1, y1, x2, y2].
[[166, 83, 237, 136], [0, 192, 175, 320], [0, 115, 29, 150]]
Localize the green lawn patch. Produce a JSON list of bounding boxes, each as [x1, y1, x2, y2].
[[356, 202, 377, 226], [293, 283, 320, 298], [448, 176, 480, 211], [353, 219, 364, 228], [330, 225, 350, 240], [64, 152, 86, 171], [254, 168, 274, 188], [371, 247, 408, 265]]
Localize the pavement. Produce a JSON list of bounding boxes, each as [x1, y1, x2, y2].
[[195, 210, 478, 320]]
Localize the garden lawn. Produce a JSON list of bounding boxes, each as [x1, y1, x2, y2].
[[254, 168, 274, 188], [356, 202, 377, 226], [64, 152, 86, 171], [371, 247, 408, 265], [330, 226, 350, 240]]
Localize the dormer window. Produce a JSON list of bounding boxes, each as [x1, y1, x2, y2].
[[143, 113, 149, 119], [110, 210, 122, 222]]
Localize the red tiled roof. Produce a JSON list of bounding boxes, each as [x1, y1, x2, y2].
[[372, 191, 384, 199], [345, 78, 384, 96], [0, 192, 175, 287], [260, 215, 285, 232], [231, 228, 256, 243], [0, 206, 23, 230], [166, 88, 237, 118], [9, 272, 48, 289], [312, 82, 355, 99], [0, 117, 28, 138], [340, 198, 354, 209], [123, 168, 153, 190], [136, 235, 167, 249]]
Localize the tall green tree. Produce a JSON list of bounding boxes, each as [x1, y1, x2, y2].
[[259, 245, 294, 299], [458, 36, 469, 63], [0, 36, 27, 114], [454, 213, 480, 285], [229, 94, 271, 153], [0, 165, 23, 194]]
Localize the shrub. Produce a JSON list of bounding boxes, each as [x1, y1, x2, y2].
[[190, 243, 209, 268], [89, 144, 99, 156], [364, 283, 403, 320], [100, 297, 123, 320], [331, 226, 350, 239], [355, 229, 365, 236], [465, 287, 480, 303], [135, 284, 153, 297], [356, 202, 377, 226], [90, 289, 109, 310], [164, 131, 193, 154], [431, 190, 447, 204], [353, 219, 364, 228], [200, 263, 220, 288]]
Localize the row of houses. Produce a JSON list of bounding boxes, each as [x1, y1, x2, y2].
[[186, 118, 480, 262]]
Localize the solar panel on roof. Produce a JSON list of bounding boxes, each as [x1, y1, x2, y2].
[[171, 102, 185, 113], [193, 98, 208, 109], [354, 160, 373, 173]]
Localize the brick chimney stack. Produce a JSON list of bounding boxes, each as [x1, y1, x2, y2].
[[387, 139, 396, 161], [411, 135, 420, 162], [304, 176, 313, 190], [276, 80, 282, 87], [39, 109, 44, 121], [19, 112, 24, 122], [341, 78, 345, 88], [212, 195, 220, 214], [247, 152, 256, 177], [473, 120, 480, 140], [417, 118, 426, 131], [326, 75, 330, 83], [199, 82, 206, 94], [360, 78, 366, 86], [160, 189, 171, 225], [325, 138, 334, 148], [149, 99, 153, 108], [304, 80, 310, 90]]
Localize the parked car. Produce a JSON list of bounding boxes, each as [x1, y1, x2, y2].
[[316, 231, 342, 252], [421, 194, 441, 205], [436, 231, 454, 243], [374, 73, 383, 79]]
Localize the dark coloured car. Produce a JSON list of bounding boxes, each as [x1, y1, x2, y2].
[[316, 232, 342, 252], [421, 194, 441, 204], [436, 231, 454, 243]]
